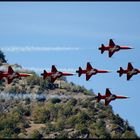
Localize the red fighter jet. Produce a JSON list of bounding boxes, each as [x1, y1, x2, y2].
[[95, 88, 129, 106], [76, 62, 110, 81], [99, 39, 132, 57], [0, 66, 32, 84], [41, 65, 74, 83], [117, 62, 140, 80]]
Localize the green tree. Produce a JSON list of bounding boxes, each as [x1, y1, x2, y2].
[[62, 104, 73, 118], [121, 130, 137, 138], [77, 111, 90, 124], [75, 123, 89, 137], [45, 122, 55, 133], [51, 97, 61, 104], [65, 115, 78, 128], [55, 118, 65, 131], [47, 104, 58, 121], [32, 106, 50, 123], [30, 130, 42, 139], [0, 49, 7, 64], [67, 98, 77, 106]]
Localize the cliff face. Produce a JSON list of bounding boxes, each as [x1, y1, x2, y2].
[[0, 50, 138, 138]]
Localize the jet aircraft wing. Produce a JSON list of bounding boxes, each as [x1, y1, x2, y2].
[[105, 99, 111, 106], [7, 77, 13, 84], [127, 74, 133, 80], [108, 51, 115, 58], [51, 65, 58, 73], [8, 66, 14, 74], [51, 76, 58, 83], [109, 39, 115, 47], [86, 73, 93, 81], [127, 63, 133, 70], [105, 88, 111, 97], [86, 62, 93, 71]]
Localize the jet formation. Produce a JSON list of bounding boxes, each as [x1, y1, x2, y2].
[[0, 39, 137, 106], [99, 39, 133, 57]]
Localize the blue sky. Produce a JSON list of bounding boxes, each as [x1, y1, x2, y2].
[[0, 2, 140, 135]]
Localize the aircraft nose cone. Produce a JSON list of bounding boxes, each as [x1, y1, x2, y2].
[[127, 47, 133, 49], [101, 70, 111, 73], [121, 46, 133, 49], [106, 70, 112, 73], [117, 96, 130, 99], [125, 96, 130, 98]]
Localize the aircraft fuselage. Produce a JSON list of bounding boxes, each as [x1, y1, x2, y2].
[[105, 94, 116, 102], [8, 72, 19, 80], [52, 72, 62, 78], [87, 69, 97, 75], [127, 69, 138, 76], [109, 45, 120, 52]]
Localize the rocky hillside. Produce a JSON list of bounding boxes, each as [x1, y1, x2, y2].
[[0, 50, 138, 138]]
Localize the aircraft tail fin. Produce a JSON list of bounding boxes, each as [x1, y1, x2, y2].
[[99, 44, 105, 54], [117, 67, 124, 77], [41, 70, 48, 79], [96, 93, 101, 102], [76, 67, 83, 77], [8, 66, 14, 74], [52, 65, 58, 72]]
